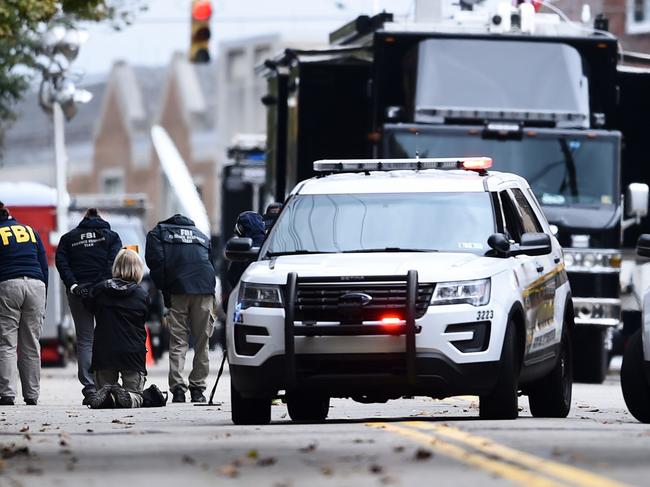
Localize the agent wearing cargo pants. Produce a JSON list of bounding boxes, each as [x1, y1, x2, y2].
[[0, 202, 48, 406], [145, 214, 216, 403], [166, 294, 215, 400]]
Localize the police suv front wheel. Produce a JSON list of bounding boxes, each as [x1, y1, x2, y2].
[[230, 383, 271, 425], [527, 323, 573, 418], [479, 322, 520, 420]]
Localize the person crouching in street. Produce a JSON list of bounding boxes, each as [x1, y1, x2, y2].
[[55, 208, 122, 405], [86, 249, 166, 409], [145, 214, 216, 403], [0, 202, 48, 406]]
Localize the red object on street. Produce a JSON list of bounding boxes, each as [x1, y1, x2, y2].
[[192, 0, 212, 21], [145, 326, 155, 366]]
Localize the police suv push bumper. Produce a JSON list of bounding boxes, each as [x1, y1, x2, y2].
[[228, 270, 509, 399]]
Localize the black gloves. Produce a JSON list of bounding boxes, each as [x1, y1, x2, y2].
[[71, 284, 90, 298]]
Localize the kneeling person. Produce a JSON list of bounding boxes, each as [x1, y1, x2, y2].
[[87, 249, 165, 408]]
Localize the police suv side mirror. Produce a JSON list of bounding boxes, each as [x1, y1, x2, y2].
[[636, 234, 650, 258], [225, 237, 259, 262], [513, 232, 552, 257], [487, 233, 511, 257]]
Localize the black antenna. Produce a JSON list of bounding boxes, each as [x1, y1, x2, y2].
[[415, 131, 420, 161]]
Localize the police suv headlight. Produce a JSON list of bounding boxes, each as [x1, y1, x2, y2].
[[563, 250, 621, 273], [430, 278, 491, 307], [237, 282, 283, 309]]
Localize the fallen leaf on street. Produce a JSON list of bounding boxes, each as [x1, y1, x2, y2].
[[216, 464, 239, 478], [320, 466, 334, 476], [414, 448, 433, 460], [182, 455, 196, 465], [247, 449, 258, 459], [393, 445, 405, 453], [369, 464, 384, 474], [257, 457, 277, 467], [299, 442, 318, 453], [1, 444, 30, 459]]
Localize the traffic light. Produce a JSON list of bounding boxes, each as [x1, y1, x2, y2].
[[190, 0, 211, 63]]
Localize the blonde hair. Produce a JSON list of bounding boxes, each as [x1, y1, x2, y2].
[[112, 249, 144, 284]]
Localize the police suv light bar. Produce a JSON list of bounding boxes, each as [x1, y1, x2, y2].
[[313, 157, 492, 173]]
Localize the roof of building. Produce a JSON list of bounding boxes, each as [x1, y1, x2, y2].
[[1, 56, 217, 170]]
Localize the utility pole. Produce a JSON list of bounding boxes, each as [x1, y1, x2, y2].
[[53, 102, 67, 244]]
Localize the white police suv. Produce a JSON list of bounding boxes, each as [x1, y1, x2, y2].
[[621, 235, 650, 423], [225, 157, 573, 425]]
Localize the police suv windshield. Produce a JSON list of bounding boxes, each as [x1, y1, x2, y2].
[[263, 192, 494, 256]]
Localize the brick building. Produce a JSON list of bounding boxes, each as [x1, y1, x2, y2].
[[553, 0, 650, 54]]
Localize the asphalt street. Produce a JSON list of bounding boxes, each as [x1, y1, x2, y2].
[[1, 352, 648, 487]]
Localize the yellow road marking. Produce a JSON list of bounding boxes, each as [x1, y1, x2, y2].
[[453, 395, 478, 403], [368, 423, 565, 487], [407, 422, 629, 487]]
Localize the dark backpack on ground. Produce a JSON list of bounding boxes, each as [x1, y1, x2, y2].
[[142, 384, 168, 407]]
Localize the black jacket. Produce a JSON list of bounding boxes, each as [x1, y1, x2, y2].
[[87, 279, 149, 373], [0, 217, 48, 287], [55, 217, 122, 289], [145, 214, 216, 296]]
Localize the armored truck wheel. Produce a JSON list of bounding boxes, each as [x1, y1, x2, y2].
[[480, 323, 519, 420], [287, 394, 330, 422], [528, 323, 573, 418], [572, 326, 608, 384], [231, 383, 271, 425], [621, 330, 650, 423]]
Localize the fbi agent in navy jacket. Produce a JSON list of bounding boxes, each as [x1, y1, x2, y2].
[[55, 208, 122, 404], [0, 202, 48, 406], [145, 214, 216, 404]]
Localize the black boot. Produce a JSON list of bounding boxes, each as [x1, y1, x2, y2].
[[190, 387, 206, 403], [111, 385, 132, 408], [88, 385, 115, 409], [171, 387, 186, 403]]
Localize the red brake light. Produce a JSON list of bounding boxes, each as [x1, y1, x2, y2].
[[461, 157, 493, 172]]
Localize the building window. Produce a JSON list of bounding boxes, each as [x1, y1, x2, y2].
[[102, 173, 124, 194], [627, 0, 650, 33]]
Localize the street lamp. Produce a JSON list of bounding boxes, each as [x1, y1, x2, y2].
[[36, 23, 93, 242]]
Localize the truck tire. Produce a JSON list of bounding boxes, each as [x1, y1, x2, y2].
[[480, 322, 519, 420], [231, 383, 271, 425], [572, 326, 608, 384], [528, 324, 572, 418], [287, 394, 330, 422], [621, 330, 650, 423]]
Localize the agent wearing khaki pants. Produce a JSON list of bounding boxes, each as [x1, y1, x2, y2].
[[0, 277, 46, 404], [166, 294, 215, 400], [0, 205, 49, 406]]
